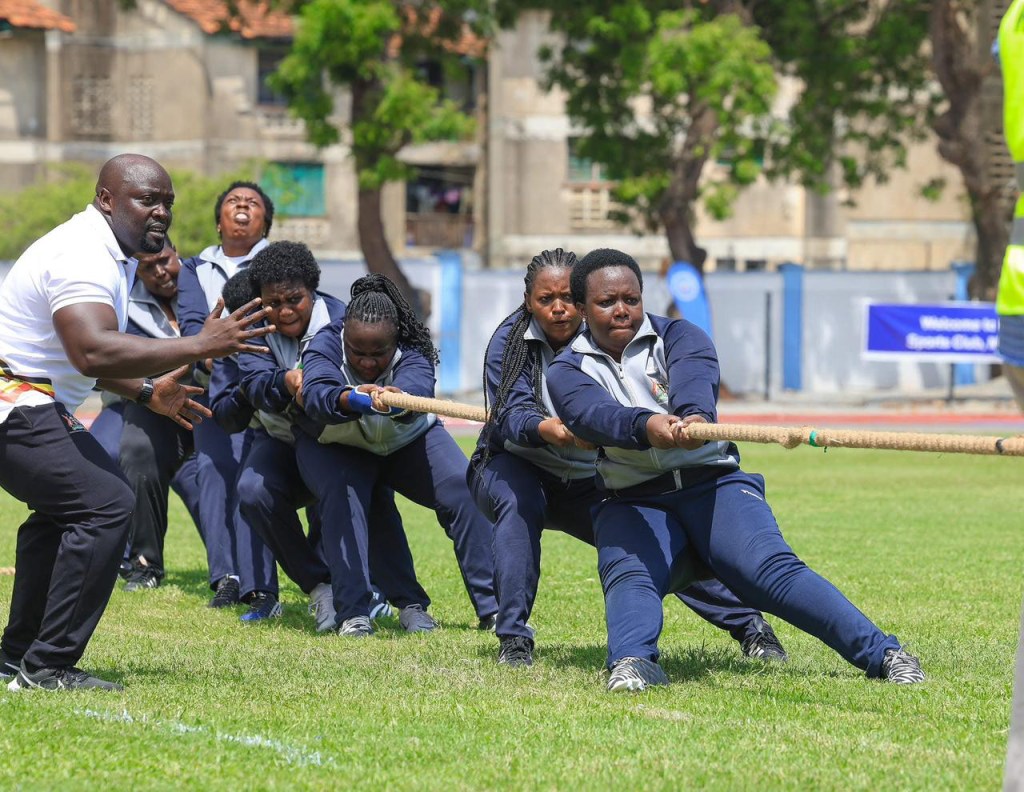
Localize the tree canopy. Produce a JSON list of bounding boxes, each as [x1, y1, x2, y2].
[[506, 0, 935, 273], [268, 0, 490, 309]]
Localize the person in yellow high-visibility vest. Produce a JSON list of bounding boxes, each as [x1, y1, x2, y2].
[[999, 4, 1024, 791], [997, 0, 1024, 413]]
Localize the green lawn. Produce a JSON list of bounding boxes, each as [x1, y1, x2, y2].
[[0, 439, 1021, 791]]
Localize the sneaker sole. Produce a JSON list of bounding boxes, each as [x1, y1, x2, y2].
[[8, 673, 30, 692], [607, 677, 649, 692]]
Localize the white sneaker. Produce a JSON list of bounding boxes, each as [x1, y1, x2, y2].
[[338, 615, 374, 638], [607, 656, 669, 692]]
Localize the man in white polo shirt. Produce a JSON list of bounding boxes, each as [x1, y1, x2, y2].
[[0, 154, 274, 692]]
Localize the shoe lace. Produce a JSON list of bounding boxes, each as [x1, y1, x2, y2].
[[251, 593, 276, 613], [885, 648, 919, 668], [611, 657, 642, 680], [56, 668, 91, 686], [343, 616, 372, 632], [501, 636, 532, 660], [745, 628, 785, 655]]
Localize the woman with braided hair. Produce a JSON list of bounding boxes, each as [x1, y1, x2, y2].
[[297, 274, 497, 637], [469, 248, 789, 669]]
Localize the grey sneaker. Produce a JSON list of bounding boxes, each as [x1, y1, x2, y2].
[[607, 656, 670, 692], [338, 615, 374, 638], [8, 665, 123, 692], [308, 582, 337, 632], [398, 604, 438, 633], [881, 648, 925, 684], [740, 622, 788, 662], [0, 649, 21, 680]]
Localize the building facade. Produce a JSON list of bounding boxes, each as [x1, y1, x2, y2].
[[0, 0, 998, 273]]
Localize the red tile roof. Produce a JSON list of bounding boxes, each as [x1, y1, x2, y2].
[[165, 1, 483, 53], [0, 0, 75, 32], [163, 0, 294, 39]]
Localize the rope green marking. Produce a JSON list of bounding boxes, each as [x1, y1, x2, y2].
[[808, 430, 819, 448]]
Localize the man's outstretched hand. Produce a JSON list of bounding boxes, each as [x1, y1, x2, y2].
[[198, 297, 276, 358], [148, 365, 211, 430]]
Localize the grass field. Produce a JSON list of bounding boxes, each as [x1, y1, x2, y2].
[[0, 438, 1022, 791]]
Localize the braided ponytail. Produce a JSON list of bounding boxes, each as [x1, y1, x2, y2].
[[472, 248, 577, 474], [347, 274, 439, 364]]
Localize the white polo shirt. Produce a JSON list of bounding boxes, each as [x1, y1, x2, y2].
[[0, 204, 137, 423]]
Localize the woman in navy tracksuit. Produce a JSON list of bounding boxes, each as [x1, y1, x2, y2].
[[469, 248, 787, 669], [176, 181, 276, 608], [236, 243, 431, 629], [298, 274, 497, 637], [89, 240, 202, 587], [547, 248, 925, 691]]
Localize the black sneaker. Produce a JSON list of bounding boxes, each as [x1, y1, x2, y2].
[[117, 560, 134, 581], [881, 648, 925, 684], [740, 622, 789, 662], [208, 576, 240, 609], [240, 592, 283, 622], [497, 635, 534, 668], [8, 665, 123, 692], [123, 566, 161, 593], [0, 649, 21, 680], [477, 614, 497, 632]]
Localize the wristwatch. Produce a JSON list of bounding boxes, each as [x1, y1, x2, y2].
[[137, 378, 155, 404]]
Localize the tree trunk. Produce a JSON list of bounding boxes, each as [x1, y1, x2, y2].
[[351, 75, 424, 316], [929, 0, 1005, 299], [661, 206, 707, 272], [658, 102, 716, 274], [356, 185, 423, 316]]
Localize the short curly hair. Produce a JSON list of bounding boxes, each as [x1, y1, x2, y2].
[[214, 180, 275, 236], [247, 241, 320, 293], [570, 248, 644, 305], [221, 270, 258, 313]]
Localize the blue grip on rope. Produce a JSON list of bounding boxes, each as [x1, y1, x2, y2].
[[347, 388, 405, 417], [346, 389, 376, 414]]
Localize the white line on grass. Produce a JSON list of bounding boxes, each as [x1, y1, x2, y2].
[[78, 708, 337, 767]]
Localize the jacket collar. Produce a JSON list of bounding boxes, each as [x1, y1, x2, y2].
[[197, 237, 270, 270], [570, 313, 656, 359]]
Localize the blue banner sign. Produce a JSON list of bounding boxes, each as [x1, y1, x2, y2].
[[863, 302, 1000, 362]]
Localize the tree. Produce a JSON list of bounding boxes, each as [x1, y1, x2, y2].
[[268, 0, 488, 310], [0, 164, 250, 260], [505, 1, 934, 275], [928, 0, 1007, 299]]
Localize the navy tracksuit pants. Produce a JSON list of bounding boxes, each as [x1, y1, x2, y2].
[[237, 430, 430, 609], [91, 401, 202, 566], [595, 468, 900, 676], [192, 408, 276, 598], [295, 423, 497, 622], [91, 402, 202, 530], [469, 452, 770, 644]]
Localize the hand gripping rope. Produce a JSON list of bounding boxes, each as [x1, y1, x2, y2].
[[373, 391, 1024, 457]]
